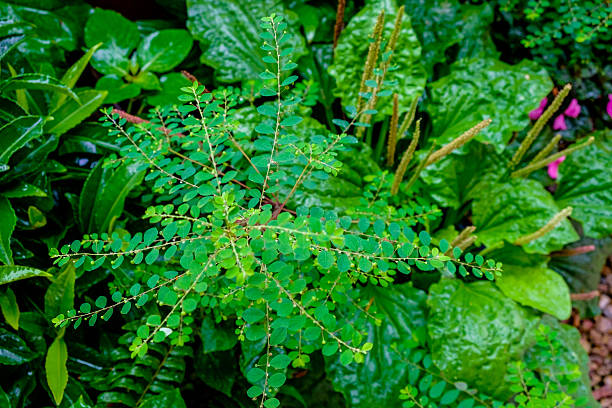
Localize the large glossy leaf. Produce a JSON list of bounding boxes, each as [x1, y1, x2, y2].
[[0, 73, 79, 102], [0, 34, 24, 61], [78, 160, 146, 234], [555, 131, 612, 238], [550, 236, 612, 316], [0, 134, 58, 183], [0, 264, 51, 285], [0, 116, 43, 171], [194, 348, 236, 397], [139, 389, 186, 408], [46, 89, 107, 136], [200, 315, 237, 353], [472, 178, 579, 254], [0, 327, 38, 365], [491, 245, 571, 320], [84, 8, 140, 75], [420, 142, 503, 209], [401, 0, 496, 75], [44, 263, 75, 319], [427, 279, 538, 399], [326, 284, 427, 407], [0, 196, 16, 265], [186, 0, 306, 82], [427, 58, 552, 152], [329, 0, 426, 119], [136, 29, 193, 73], [45, 333, 68, 405], [525, 316, 599, 408]]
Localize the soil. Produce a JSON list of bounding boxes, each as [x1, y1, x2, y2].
[[572, 256, 612, 407]]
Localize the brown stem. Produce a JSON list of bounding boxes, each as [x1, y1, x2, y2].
[[333, 0, 346, 49], [570, 290, 600, 301], [550, 245, 596, 257]]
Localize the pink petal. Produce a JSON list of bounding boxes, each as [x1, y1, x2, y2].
[[607, 94, 612, 119], [547, 156, 566, 179], [529, 97, 548, 120], [553, 114, 567, 130], [564, 98, 581, 118]]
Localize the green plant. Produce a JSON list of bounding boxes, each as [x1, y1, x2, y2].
[[50, 14, 505, 407]]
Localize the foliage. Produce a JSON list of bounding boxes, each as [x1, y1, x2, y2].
[[1, 1, 611, 407]]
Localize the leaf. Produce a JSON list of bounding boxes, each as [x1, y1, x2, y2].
[[0, 34, 25, 61], [524, 316, 599, 408], [0, 265, 50, 285], [427, 58, 552, 152], [472, 178, 579, 254], [550, 236, 612, 317], [136, 29, 193, 72], [186, 0, 306, 82], [45, 89, 107, 136], [427, 279, 538, 399], [0, 73, 79, 102], [146, 72, 192, 107], [45, 333, 68, 405], [326, 284, 427, 407], [0, 196, 16, 265], [491, 245, 571, 320], [404, 0, 497, 75], [84, 8, 140, 75], [329, 0, 426, 120], [0, 327, 38, 365], [78, 160, 146, 234], [200, 315, 238, 353], [51, 42, 102, 109], [44, 263, 75, 319], [555, 130, 612, 238], [139, 389, 186, 408], [194, 348, 237, 397], [0, 116, 44, 171], [0, 287, 19, 330], [95, 75, 140, 104]]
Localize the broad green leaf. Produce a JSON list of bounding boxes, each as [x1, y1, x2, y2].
[[427, 58, 552, 152], [46, 89, 107, 136], [130, 70, 161, 90], [525, 316, 599, 408], [44, 263, 75, 319], [45, 333, 68, 405], [84, 8, 140, 75], [136, 29, 193, 72], [0, 327, 38, 365], [0, 34, 24, 61], [200, 315, 238, 353], [0, 73, 79, 102], [139, 389, 186, 408], [0, 287, 19, 329], [427, 279, 538, 399], [491, 245, 571, 320], [555, 131, 612, 238], [550, 236, 612, 317], [403, 0, 497, 75], [326, 284, 427, 407], [194, 348, 236, 397], [472, 178, 578, 254], [186, 0, 306, 82], [51, 42, 102, 109], [329, 0, 426, 120], [0, 182, 46, 198], [0, 116, 44, 171], [419, 124, 504, 210], [0, 196, 16, 265], [95, 75, 140, 104], [0, 265, 51, 285], [146, 72, 192, 107], [0, 135, 58, 184], [78, 160, 146, 234]]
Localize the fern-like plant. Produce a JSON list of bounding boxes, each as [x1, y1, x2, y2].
[[49, 14, 503, 407]]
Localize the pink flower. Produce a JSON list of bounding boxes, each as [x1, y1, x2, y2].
[[529, 97, 548, 120], [564, 98, 581, 118], [607, 94, 612, 119], [547, 156, 566, 179], [553, 114, 567, 130]]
